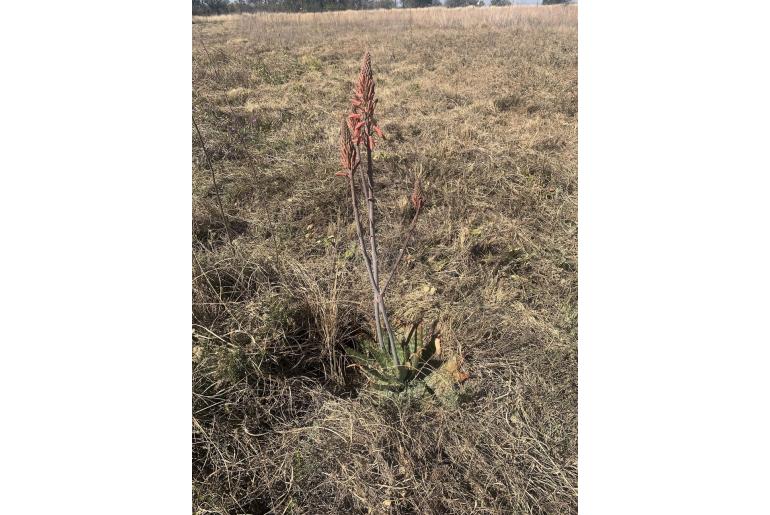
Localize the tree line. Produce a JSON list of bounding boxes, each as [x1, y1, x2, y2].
[[193, 0, 406, 15], [193, 0, 569, 16]]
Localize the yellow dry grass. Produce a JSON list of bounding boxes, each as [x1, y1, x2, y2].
[[196, 5, 576, 30]]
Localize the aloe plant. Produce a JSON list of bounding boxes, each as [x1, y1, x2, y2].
[[337, 54, 469, 403], [347, 320, 441, 394], [337, 52, 424, 368]]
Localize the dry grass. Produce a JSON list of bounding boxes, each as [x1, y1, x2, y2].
[[193, 5, 577, 514]]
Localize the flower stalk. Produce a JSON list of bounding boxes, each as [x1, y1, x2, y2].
[[339, 119, 399, 366], [382, 177, 424, 294], [350, 51, 389, 355], [337, 52, 424, 368]]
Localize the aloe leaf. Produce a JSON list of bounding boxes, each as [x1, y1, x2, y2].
[[370, 382, 401, 393], [346, 347, 375, 365], [362, 366, 401, 385], [371, 347, 392, 369]]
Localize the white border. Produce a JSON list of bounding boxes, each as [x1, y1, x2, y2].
[[1, 1, 190, 512], [580, 1, 770, 512], [2, 0, 769, 512]]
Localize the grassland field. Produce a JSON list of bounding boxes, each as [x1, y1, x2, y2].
[[193, 5, 577, 513]]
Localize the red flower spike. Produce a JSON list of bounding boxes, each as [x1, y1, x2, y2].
[[339, 118, 359, 172], [350, 51, 384, 148], [411, 178, 425, 210]]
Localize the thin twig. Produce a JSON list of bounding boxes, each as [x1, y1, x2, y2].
[[359, 143, 385, 352], [193, 114, 235, 250], [382, 204, 421, 294], [346, 164, 400, 366]]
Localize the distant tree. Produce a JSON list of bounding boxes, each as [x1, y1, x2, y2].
[[197, 0, 229, 14], [490, 0, 511, 5], [193, 0, 402, 14], [192, 0, 207, 15], [445, 0, 475, 6], [245, 0, 272, 11], [543, 0, 568, 4], [360, 0, 395, 8], [403, 0, 433, 6], [233, 0, 256, 12]]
